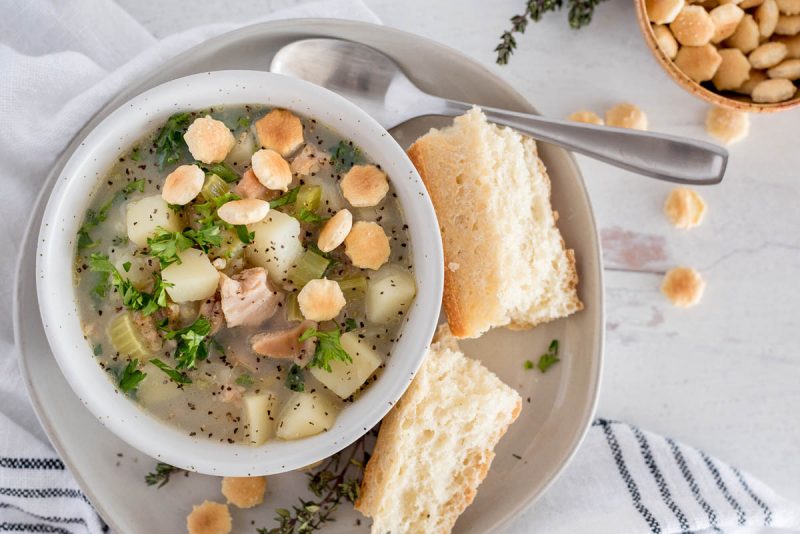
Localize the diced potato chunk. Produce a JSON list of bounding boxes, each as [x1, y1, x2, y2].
[[366, 270, 417, 324], [310, 332, 383, 399], [243, 392, 278, 446], [246, 210, 303, 285], [225, 131, 256, 168], [126, 195, 183, 246], [136, 374, 183, 407], [276, 391, 339, 440], [162, 248, 219, 303]]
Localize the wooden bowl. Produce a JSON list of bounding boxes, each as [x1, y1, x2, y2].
[[634, 0, 800, 113]]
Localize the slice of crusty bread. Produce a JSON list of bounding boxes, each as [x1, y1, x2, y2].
[[355, 325, 522, 534], [407, 108, 583, 339]]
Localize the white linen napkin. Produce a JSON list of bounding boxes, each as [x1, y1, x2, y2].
[[1, 1, 798, 533]]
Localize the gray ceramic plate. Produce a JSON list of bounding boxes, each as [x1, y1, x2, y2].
[[13, 19, 603, 534]]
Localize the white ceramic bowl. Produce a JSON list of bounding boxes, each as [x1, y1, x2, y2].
[[36, 70, 443, 476]]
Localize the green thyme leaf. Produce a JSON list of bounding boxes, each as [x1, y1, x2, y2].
[[145, 462, 183, 488]]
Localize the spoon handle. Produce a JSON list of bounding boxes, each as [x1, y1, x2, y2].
[[443, 101, 727, 185]]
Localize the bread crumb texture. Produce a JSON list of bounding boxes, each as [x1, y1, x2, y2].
[[221, 476, 267, 509], [406, 107, 582, 339], [705, 106, 750, 144], [662, 267, 706, 307], [355, 325, 522, 534], [186, 500, 232, 534]]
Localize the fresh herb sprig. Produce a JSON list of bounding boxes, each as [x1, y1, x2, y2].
[[329, 141, 361, 173], [88, 253, 171, 315], [285, 364, 305, 392], [118, 359, 146, 393], [299, 327, 352, 372], [150, 358, 192, 384], [295, 209, 329, 224], [258, 435, 368, 534], [269, 186, 301, 209], [77, 179, 145, 250], [155, 112, 191, 169], [525, 339, 560, 373], [163, 316, 212, 371], [145, 462, 185, 488], [495, 0, 607, 65]]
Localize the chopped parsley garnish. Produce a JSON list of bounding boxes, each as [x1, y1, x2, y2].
[[524, 360, 534, 370], [295, 208, 328, 224], [237, 116, 251, 129], [269, 186, 300, 209], [536, 339, 560, 373], [163, 317, 211, 370], [184, 221, 224, 252], [155, 112, 191, 169], [200, 162, 240, 183], [146, 228, 193, 268], [299, 327, 352, 372], [130, 146, 142, 162], [329, 140, 361, 173], [145, 462, 183, 488], [122, 261, 132, 272], [76, 179, 145, 250], [234, 224, 255, 244], [343, 318, 358, 332], [118, 358, 146, 393], [87, 254, 169, 315], [235, 373, 254, 388], [93, 343, 103, 356], [285, 364, 305, 392], [150, 358, 192, 384]]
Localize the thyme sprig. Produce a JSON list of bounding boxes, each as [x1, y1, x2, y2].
[[144, 462, 185, 488], [495, 0, 607, 64], [258, 435, 369, 534]]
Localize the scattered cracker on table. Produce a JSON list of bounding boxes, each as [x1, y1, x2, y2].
[[705, 106, 750, 144], [664, 187, 708, 228], [221, 476, 267, 509], [662, 267, 706, 307], [606, 103, 649, 130], [186, 501, 232, 534]]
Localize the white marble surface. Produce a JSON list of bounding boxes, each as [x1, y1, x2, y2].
[[119, 0, 800, 521]]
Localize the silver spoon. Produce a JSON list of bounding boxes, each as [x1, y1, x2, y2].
[[270, 38, 726, 185]]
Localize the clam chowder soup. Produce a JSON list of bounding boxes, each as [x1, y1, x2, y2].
[[74, 106, 416, 445]]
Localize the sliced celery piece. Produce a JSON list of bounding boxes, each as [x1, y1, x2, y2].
[[337, 276, 367, 301], [211, 229, 246, 260], [285, 292, 303, 322], [295, 184, 322, 213], [108, 312, 152, 361], [201, 173, 230, 202], [287, 249, 330, 288]]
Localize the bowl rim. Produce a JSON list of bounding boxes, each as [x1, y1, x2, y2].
[[35, 69, 444, 476], [633, 0, 800, 114]]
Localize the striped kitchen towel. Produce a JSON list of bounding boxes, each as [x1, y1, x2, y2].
[[522, 419, 800, 534]]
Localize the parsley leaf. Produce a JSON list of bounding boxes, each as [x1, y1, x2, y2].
[[237, 116, 251, 129], [93, 343, 103, 356], [524, 360, 534, 370], [88, 253, 168, 316], [130, 146, 142, 162], [235, 373, 254, 388], [269, 186, 300, 209], [77, 180, 145, 250], [296, 208, 329, 224], [155, 112, 191, 169], [163, 317, 211, 370], [343, 318, 358, 332], [118, 359, 147, 393], [537, 339, 560, 373], [146, 228, 193, 268], [184, 221, 224, 252], [285, 364, 305, 392], [234, 224, 255, 244], [150, 358, 192, 384], [299, 327, 352, 373], [200, 162, 240, 183], [329, 140, 361, 173]]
